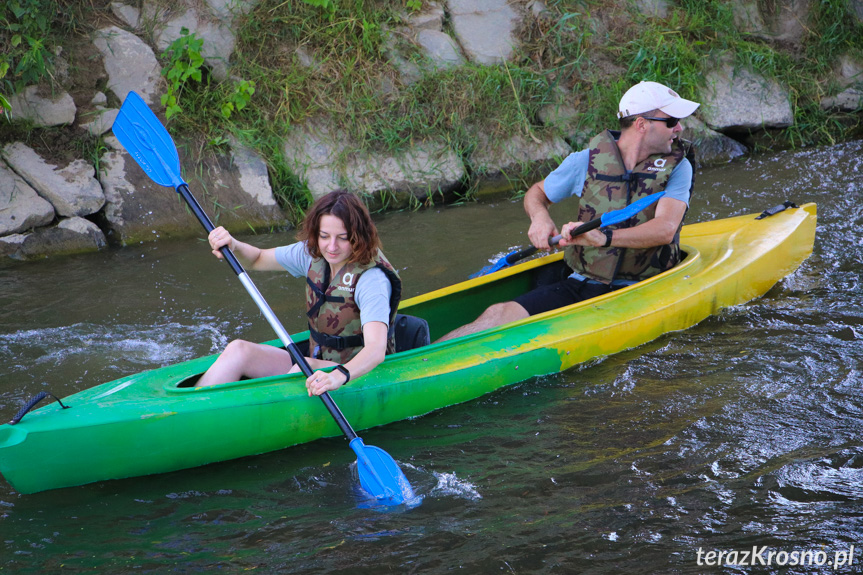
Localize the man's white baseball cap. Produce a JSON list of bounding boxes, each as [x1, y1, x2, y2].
[[617, 81, 700, 119]]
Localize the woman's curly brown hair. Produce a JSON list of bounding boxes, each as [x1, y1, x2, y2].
[[298, 190, 382, 265]]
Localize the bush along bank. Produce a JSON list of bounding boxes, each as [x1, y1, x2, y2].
[[0, 0, 861, 261]]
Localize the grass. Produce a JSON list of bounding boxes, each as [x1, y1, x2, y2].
[[2, 0, 862, 222]]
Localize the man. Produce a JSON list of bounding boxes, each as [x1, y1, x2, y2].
[[438, 81, 700, 342]]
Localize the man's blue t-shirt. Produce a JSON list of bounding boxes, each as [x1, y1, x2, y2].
[[543, 149, 692, 205]]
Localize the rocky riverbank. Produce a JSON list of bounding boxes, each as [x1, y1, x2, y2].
[[1, 0, 861, 261]]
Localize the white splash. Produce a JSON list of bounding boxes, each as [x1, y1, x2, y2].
[[430, 471, 482, 500]]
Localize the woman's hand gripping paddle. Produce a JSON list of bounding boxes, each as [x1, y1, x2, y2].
[[469, 191, 666, 278], [112, 91, 415, 507]]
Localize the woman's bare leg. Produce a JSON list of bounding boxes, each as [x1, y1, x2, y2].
[[196, 340, 295, 387]]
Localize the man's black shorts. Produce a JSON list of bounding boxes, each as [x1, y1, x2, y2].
[[513, 278, 614, 316]]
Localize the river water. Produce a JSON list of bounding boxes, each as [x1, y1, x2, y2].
[[0, 140, 861, 573]]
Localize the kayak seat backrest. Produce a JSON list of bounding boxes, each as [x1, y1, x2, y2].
[[392, 314, 430, 353]]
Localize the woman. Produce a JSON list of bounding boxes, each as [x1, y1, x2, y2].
[[196, 190, 401, 396]]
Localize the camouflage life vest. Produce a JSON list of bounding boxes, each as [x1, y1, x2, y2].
[[305, 250, 402, 363], [564, 130, 692, 285]]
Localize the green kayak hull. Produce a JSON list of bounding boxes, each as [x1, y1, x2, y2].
[[0, 204, 816, 493]]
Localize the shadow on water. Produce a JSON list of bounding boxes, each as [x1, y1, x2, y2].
[[1, 140, 862, 573]]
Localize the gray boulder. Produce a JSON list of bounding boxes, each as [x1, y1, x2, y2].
[[110, 1, 141, 28], [0, 160, 56, 235], [821, 54, 863, 112], [447, 0, 520, 65], [470, 132, 571, 193], [98, 149, 171, 243], [537, 85, 582, 144], [93, 26, 163, 106], [283, 118, 465, 204], [682, 116, 748, 167], [416, 29, 466, 70], [409, 2, 445, 31], [731, 0, 811, 43], [282, 120, 349, 200], [79, 106, 120, 137], [7, 85, 76, 127], [229, 138, 279, 209], [1, 142, 105, 218], [99, 142, 284, 243], [343, 140, 466, 203], [633, 0, 671, 19], [150, 5, 236, 81], [700, 61, 793, 130], [0, 217, 106, 260], [205, 0, 261, 20]]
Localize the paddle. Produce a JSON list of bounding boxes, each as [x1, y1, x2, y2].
[[113, 91, 414, 506], [469, 191, 666, 278]]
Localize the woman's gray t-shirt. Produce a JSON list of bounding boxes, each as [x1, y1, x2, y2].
[[273, 242, 392, 327]]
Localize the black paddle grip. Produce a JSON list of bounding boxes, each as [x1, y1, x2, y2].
[[177, 184, 246, 277], [10, 391, 70, 425], [509, 216, 605, 265]]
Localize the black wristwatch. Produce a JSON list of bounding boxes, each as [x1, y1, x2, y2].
[[602, 228, 614, 247], [334, 364, 351, 385]]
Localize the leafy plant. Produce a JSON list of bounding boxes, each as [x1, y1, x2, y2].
[[2, 0, 56, 89], [221, 79, 256, 119], [160, 28, 205, 119], [302, 0, 336, 21], [406, 0, 422, 11], [0, 60, 10, 120]]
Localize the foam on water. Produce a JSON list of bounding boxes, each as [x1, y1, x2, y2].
[[0, 317, 238, 394], [430, 471, 483, 501]]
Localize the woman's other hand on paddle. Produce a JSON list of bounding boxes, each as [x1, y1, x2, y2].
[[208, 227, 236, 259], [559, 222, 605, 247], [306, 369, 343, 396]]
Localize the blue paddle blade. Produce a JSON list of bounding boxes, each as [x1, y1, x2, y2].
[[112, 91, 187, 189], [600, 191, 665, 227], [469, 248, 521, 279], [349, 437, 416, 506]]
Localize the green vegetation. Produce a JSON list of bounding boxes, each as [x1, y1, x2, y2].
[[0, 61, 10, 120], [1, 0, 94, 123], [2, 0, 862, 220], [2, 0, 57, 89], [160, 28, 205, 120]]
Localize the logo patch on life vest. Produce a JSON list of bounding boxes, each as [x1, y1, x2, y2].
[[647, 158, 668, 172], [339, 272, 356, 293]]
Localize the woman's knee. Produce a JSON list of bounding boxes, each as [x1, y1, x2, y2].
[[222, 339, 255, 358]]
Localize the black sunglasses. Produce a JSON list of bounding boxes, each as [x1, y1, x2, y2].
[[641, 116, 680, 128]]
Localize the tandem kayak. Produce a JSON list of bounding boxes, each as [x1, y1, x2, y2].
[[0, 203, 816, 494]]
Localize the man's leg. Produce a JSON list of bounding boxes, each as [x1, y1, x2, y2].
[[435, 301, 529, 343], [435, 277, 613, 344]]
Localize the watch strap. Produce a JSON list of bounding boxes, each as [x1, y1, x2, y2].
[[602, 228, 614, 247], [334, 364, 351, 385]]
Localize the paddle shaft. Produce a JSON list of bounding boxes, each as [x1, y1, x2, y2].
[[176, 184, 357, 441], [504, 215, 604, 265]]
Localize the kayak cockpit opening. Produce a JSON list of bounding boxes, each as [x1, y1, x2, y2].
[[175, 372, 260, 389], [176, 374, 204, 388]]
